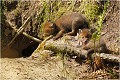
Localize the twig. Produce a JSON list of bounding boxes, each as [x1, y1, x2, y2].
[[6, 20, 42, 43], [103, 4, 114, 21], [7, 16, 32, 47], [33, 35, 53, 54]]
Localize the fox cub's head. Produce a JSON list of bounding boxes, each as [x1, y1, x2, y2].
[[78, 28, 96, 45], [43, 21, 58, 38]]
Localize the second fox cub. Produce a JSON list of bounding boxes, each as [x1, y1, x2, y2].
[[79, 28, 110, 54], [43, 12, 89, 40], [79, 28, 105, 71]]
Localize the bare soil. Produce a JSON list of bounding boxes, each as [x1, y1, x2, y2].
[[0, 54, 111, 80]]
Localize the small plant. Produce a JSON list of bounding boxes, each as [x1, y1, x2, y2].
[[92, 0, 110, 41]]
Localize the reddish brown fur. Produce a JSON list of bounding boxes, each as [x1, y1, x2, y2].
[[79, 29, 109, 54], [78, 29, 92, 45], [43, 12, 89, 40]]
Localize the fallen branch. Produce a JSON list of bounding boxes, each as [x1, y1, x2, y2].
[[44, 39, 88, 58], [37, 36, 120, 63], [94, 53, 120, 63], [31, 35, 53, 57]]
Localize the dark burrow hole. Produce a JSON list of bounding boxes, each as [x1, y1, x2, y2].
[[1, 42, 39, 58], [21, 42, 39, 58], [1, 34, 40, 58]]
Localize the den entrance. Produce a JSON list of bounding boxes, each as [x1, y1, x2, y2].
[[1, 34, 39, 58]]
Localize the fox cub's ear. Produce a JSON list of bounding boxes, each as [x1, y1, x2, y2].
[[47, 20, 55, 27]]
